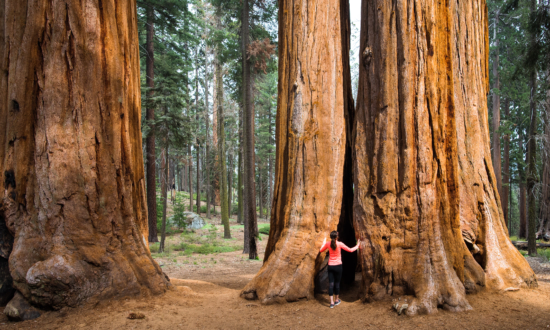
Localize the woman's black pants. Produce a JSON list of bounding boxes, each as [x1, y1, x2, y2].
[[327, 264, 343, 296]]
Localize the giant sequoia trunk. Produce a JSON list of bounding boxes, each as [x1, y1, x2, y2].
[[491, 12, 502, 201], [0, 0, 169, 309], [353, 0, 535, 314], [243, 0, 536, 313], [242, 0, 348, 302]]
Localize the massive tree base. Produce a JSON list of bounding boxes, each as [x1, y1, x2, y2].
[[243, 0, 536, 313], [242, 0, 347, 303], [0, 0, 169, 310]]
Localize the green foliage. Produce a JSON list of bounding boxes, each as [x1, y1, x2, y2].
[[230, 204, 239, 215], [192, 193, 208, 202], [149, 242, 160, 253], [258, 223, 270, 236], [207, 224, 218, 240], [486, 0, 549, 239], [537, 248, 550, 261], [156, 194, 164, 231], [173, 242, 241, 255], [172, 198, 188, 229], [193, 205, 217, 214]]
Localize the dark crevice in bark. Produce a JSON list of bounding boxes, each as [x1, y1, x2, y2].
[[314, 0, 358, 294]]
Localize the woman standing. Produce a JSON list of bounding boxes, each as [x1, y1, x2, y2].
[[319, 231, 360, 308]]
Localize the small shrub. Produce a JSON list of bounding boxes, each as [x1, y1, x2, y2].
[[537, 248, 550, 261], [172, 199, 188, 229], [149, 243, 160, 253], [258, 224, 270, 235], [519, 250, 528, 256], [208, 224, 217, 240], [190, 193, 208, 202]]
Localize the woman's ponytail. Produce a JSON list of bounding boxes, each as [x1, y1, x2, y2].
[[330, 231, 338, 250]]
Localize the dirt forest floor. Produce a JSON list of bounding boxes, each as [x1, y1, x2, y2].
[[1, 214, 550, 329]]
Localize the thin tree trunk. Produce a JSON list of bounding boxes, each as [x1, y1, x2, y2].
[[537, 75, 550, 240], [215, 13, 230, 238], [211, 61, 220, 207], [0, 0, 169, 308], [527, 0, 538, 255], [188, 145, 193, 212], [267, 103, 273, 218], [237, 142, 243, 224], [160, 148, 169, 253], [520, 147, 528, 238], [228, 153, 233, 217], [492, 11, 503, 201], [258, 169, 263, 219], [205, 56, 211, 219], [170, 158, 175, 204], [503, 99, 510, 231], [195, 53, 201, 214], [145, 5, 158, 243], [242, 0, 258, 259], [181, 166, 186, 192]]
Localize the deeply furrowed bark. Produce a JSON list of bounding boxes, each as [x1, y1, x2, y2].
[[0, 0, 169, 309], [242, 0, 536, 312], [242, 0, 347, 302], [491, 12, 502, 202], [354, 0, 535, 314]]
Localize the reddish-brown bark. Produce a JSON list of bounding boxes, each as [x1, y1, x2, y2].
[[0, 0, 169, 309], [242, 0, 347, 302], [354, 0, 535, 314], [243, 0, 536, 313]]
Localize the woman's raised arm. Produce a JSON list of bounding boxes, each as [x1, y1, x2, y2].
[[340, 240, 361, 252], [319, 237, 328, 252]]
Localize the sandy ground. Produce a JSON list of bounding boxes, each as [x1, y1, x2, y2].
[[1, 216, 550, 329]]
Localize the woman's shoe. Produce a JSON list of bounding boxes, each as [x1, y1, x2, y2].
[[335, 299, 341, 306], [330, 304, 334, 308]]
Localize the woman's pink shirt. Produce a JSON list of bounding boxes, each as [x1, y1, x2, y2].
[[319, 241, 357, 266]]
